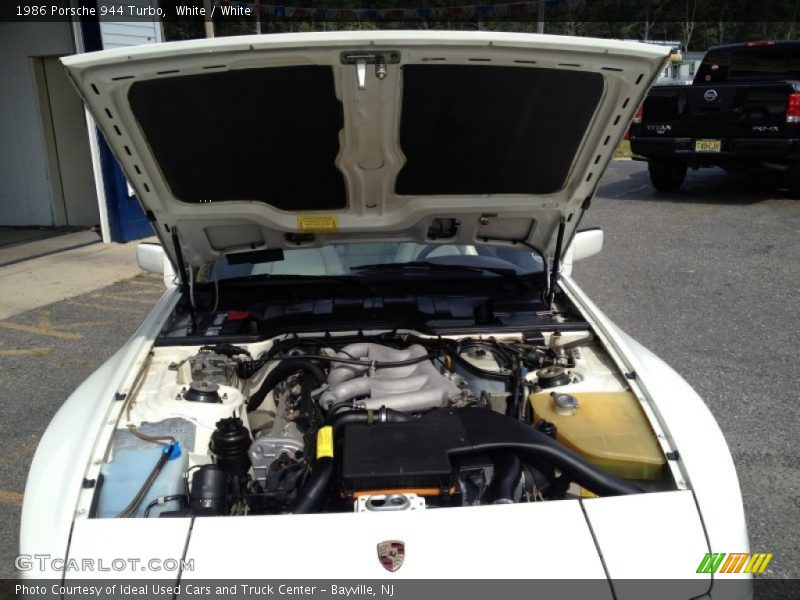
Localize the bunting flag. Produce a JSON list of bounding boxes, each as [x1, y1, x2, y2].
[[213, 1, 549, 21]]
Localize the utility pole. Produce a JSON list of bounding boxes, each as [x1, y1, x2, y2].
[[537, 0, 545, 34], [204, 0, 215, 38]]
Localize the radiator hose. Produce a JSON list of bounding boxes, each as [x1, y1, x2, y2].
[[489, 453, 523, 504], [291, 457, 334, 514], [454, 408, 642, 497]]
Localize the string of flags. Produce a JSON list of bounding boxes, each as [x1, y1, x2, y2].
[[213, 0, 551, 20]]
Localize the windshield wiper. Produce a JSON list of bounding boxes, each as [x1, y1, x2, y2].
[[351, 261, 519, 277]]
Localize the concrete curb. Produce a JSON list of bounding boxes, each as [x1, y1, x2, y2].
[[0, 230, 102, 268], [0, 239, 152, 320]]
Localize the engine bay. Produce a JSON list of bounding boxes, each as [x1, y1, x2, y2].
[[88, 329, 675, 519]]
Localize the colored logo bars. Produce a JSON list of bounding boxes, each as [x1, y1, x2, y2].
[[696, 553, 774, 574]]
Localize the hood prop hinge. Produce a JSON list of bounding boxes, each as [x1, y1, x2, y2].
[[548, 217, 566, 308], [171, 228, 197, 333]]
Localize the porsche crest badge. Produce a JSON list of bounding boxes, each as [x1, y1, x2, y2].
[[377, 540, 405, 572]]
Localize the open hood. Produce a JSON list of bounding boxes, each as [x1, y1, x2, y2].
[[62, 32, 667, 268]]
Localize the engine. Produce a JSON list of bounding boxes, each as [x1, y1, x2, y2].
[[92, 333, 668, 519]]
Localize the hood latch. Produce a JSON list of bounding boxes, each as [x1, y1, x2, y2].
[[341, 51, 400, 90]]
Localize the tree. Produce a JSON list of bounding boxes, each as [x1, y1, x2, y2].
[[680, 0, 697, 49]]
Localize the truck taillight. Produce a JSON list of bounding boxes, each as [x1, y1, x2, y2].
[[633, 105, 644, 124], [786, 93, 800, 123]]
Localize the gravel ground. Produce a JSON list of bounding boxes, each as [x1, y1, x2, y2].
[[0, 161, 796, 580]]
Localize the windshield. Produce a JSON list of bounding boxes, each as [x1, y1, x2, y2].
[[201, 243, 545, 282], [694, 43, 800, 84]]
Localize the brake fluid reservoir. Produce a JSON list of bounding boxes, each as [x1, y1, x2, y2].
[[529, 390, 665, 480]]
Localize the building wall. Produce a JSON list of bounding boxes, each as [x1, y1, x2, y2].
[[0, 23, 78, 226], [0, 5, 161, 232], [94, 0, 163, 241], [100, 21, 161, 49], [99, 1, 162, 49]]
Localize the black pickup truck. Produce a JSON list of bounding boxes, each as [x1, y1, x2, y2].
[[630, 40, 800, 196]]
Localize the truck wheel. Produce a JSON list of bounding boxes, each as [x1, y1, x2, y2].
[[648, 160, 687, 192], [787, 173, 800, 199]]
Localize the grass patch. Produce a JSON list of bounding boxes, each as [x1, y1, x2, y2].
[[614, 140, 632, 159]]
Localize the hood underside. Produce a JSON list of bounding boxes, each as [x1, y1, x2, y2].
[[62, 31, 667, 268]]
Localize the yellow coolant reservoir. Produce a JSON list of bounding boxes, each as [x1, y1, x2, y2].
[[529, 390, 665, 480]]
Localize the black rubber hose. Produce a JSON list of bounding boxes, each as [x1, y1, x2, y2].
[[291, 457, 334, 514], [326, 408, 415, 429], [247, 358, 326, 412], [489, 453, 522, 504], [505, 365, 524, 418], [455, 409, 642, 497], [143, 494, 187, 518], [325, 400, 357, 418], [326, 410, 367, 430]]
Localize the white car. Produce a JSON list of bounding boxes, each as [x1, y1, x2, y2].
[[21, 31, 751, 597]]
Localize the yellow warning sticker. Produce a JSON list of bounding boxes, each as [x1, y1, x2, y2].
[[297, 215, 339, 233], [316, 426, 334, 459]]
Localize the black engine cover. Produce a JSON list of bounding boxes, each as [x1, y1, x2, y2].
[[339, 406, 642, 499], [340, 409, 467, 493]]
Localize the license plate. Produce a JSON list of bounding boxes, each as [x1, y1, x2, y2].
[[695, 139, 721, 152]]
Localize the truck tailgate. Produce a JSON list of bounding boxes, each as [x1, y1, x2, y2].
[[641, 82, 797, 138]]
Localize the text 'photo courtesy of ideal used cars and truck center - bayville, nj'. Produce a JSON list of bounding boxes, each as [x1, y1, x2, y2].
[[0, 2, 798, 600]]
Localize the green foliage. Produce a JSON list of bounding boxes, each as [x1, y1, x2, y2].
[[157, 0, 800, 51]]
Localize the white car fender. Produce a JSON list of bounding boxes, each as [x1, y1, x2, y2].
[[612, 332, 751, 559], [19, 288, 179, 578], [560, 276, 750, 569]]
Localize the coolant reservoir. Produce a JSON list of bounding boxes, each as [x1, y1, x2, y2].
[[529, 390, 665, 480]]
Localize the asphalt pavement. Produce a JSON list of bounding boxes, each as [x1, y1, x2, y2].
[[0, 274, 166, 577], [0, 161, 797, 580]]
